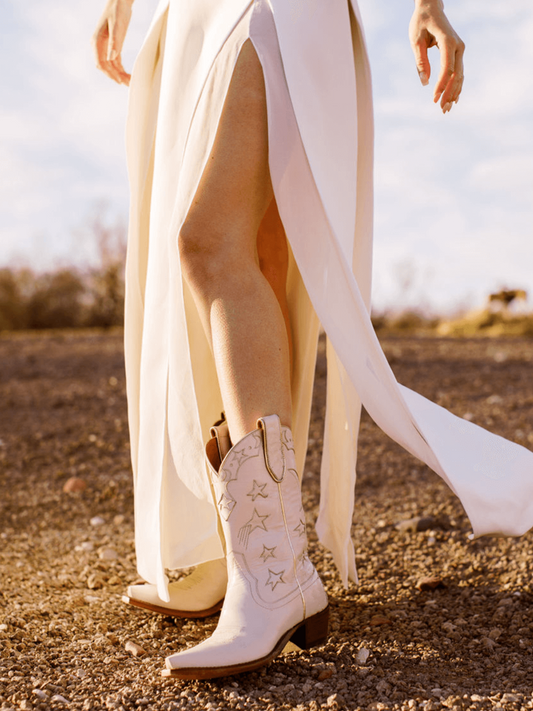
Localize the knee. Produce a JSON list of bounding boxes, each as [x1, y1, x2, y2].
[[178, 219, 248, 290]]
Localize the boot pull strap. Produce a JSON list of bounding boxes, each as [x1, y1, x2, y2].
[[210, 423, 232, 463], [257, 415, 286, 483]]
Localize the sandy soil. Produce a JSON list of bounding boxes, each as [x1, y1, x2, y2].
[[1, 330, 533, 711]]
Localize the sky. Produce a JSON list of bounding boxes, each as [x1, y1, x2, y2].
[[1, 0, 532, 313]]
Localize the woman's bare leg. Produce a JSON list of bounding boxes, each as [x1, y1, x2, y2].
[[257, 198, 293, 369], [178, 40, 291, 444]]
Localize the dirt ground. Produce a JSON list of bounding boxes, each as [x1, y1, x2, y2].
[[1, 330, 533, 711]]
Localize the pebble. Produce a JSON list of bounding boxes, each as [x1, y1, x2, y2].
[[481, 636, 497, 650], [486, 394, 503, 405], [90, 516, 106, 526], [355, 648, 370, 665], [98, 547, 119, 561], [369, 615, 391, 626], [75, 541, 94, 552], [87, 573, 105, 590], [125, 641, 146, 657], [395, 516, 436, 533], [63, 477, 87, 493], [317, 669, 334, 681], [113, 514, 125, 525], [488, 627, 502, 640], [51, 695, 69, 704], [32, 689, 48, 700], [416, 576, 445, 591], [500, 693, 520, 703]]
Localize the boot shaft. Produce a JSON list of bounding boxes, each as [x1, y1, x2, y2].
[[206, 416, 317, 609]]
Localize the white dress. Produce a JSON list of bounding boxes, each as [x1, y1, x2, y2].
[[124, 0, 533, 602]]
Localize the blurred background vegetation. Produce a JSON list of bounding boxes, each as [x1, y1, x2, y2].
[[0, 215, 125, 332], [1, 219, 532, 337]]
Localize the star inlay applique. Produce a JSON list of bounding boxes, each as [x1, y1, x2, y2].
[[237, 508, 269, 548], [220, 459, 239, 485], [265, 568, 286, 591], [217, 492, 236, 521], [293, 519, 306, 537], [260, 544, 276, 562], [247, 480, 268, 501]]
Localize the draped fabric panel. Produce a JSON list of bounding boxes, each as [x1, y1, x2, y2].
[[124, 0, 533, 601]]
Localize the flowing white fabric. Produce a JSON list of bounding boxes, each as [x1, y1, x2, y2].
[[124, 0, 533, 601]]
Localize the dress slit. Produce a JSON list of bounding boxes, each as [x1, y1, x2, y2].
[[125, 0, 533, 601]]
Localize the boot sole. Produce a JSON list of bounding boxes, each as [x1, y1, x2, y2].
[[122, 595, 224, 619], [161, 605, 329, 680]]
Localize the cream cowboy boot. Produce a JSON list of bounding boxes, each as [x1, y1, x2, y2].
[[163, 415, 329, 679], [122, 558, 228, 618], [122, 419, 232, 618]]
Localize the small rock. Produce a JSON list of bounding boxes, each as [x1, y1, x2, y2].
[[375, 680, 391, 694], [98, 548, 118, 561], [416, 576, 445, 591], [486, 395, 503, 405], [76, 541, 94, 552], [369, 615, 391, 626], [51, 696, 69, 704], [125, 640, 146, 657], [113, 514, 125, 526], [90, 516, 105, 527], [32, 690, 48, 701], [63, 477, 87, 493], [20, 700, 32, 711], [395, 516, 436, 533], [489, 627, 502, 640], [501, 694, 522, 703], [318, 669, 334, 681], [355, 647, 370, 665], [481, 636, 497, 650], [87, 573, 105, 590]]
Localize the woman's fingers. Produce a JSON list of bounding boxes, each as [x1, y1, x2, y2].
[[409, 3, 465, 114], [412, 38, 431, 86], [92, 0, 133, 85], [434, 35, 465, 111]]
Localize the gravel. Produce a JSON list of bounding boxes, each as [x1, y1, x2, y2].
[[1, 329, 533, 710]]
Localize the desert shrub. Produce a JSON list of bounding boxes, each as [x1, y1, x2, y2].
[[86, 261, 124, 328], [84, 212, 126, 328], [0, 210, 127, 332], [0, 268, 31, 330], [26, 269, 86, 329]]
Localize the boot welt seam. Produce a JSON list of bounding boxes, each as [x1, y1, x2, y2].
[[122, 595, 224, 618]]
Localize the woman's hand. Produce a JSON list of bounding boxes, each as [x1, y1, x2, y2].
[[92, 0, 134, 86], [409, 0, 465, 113]]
